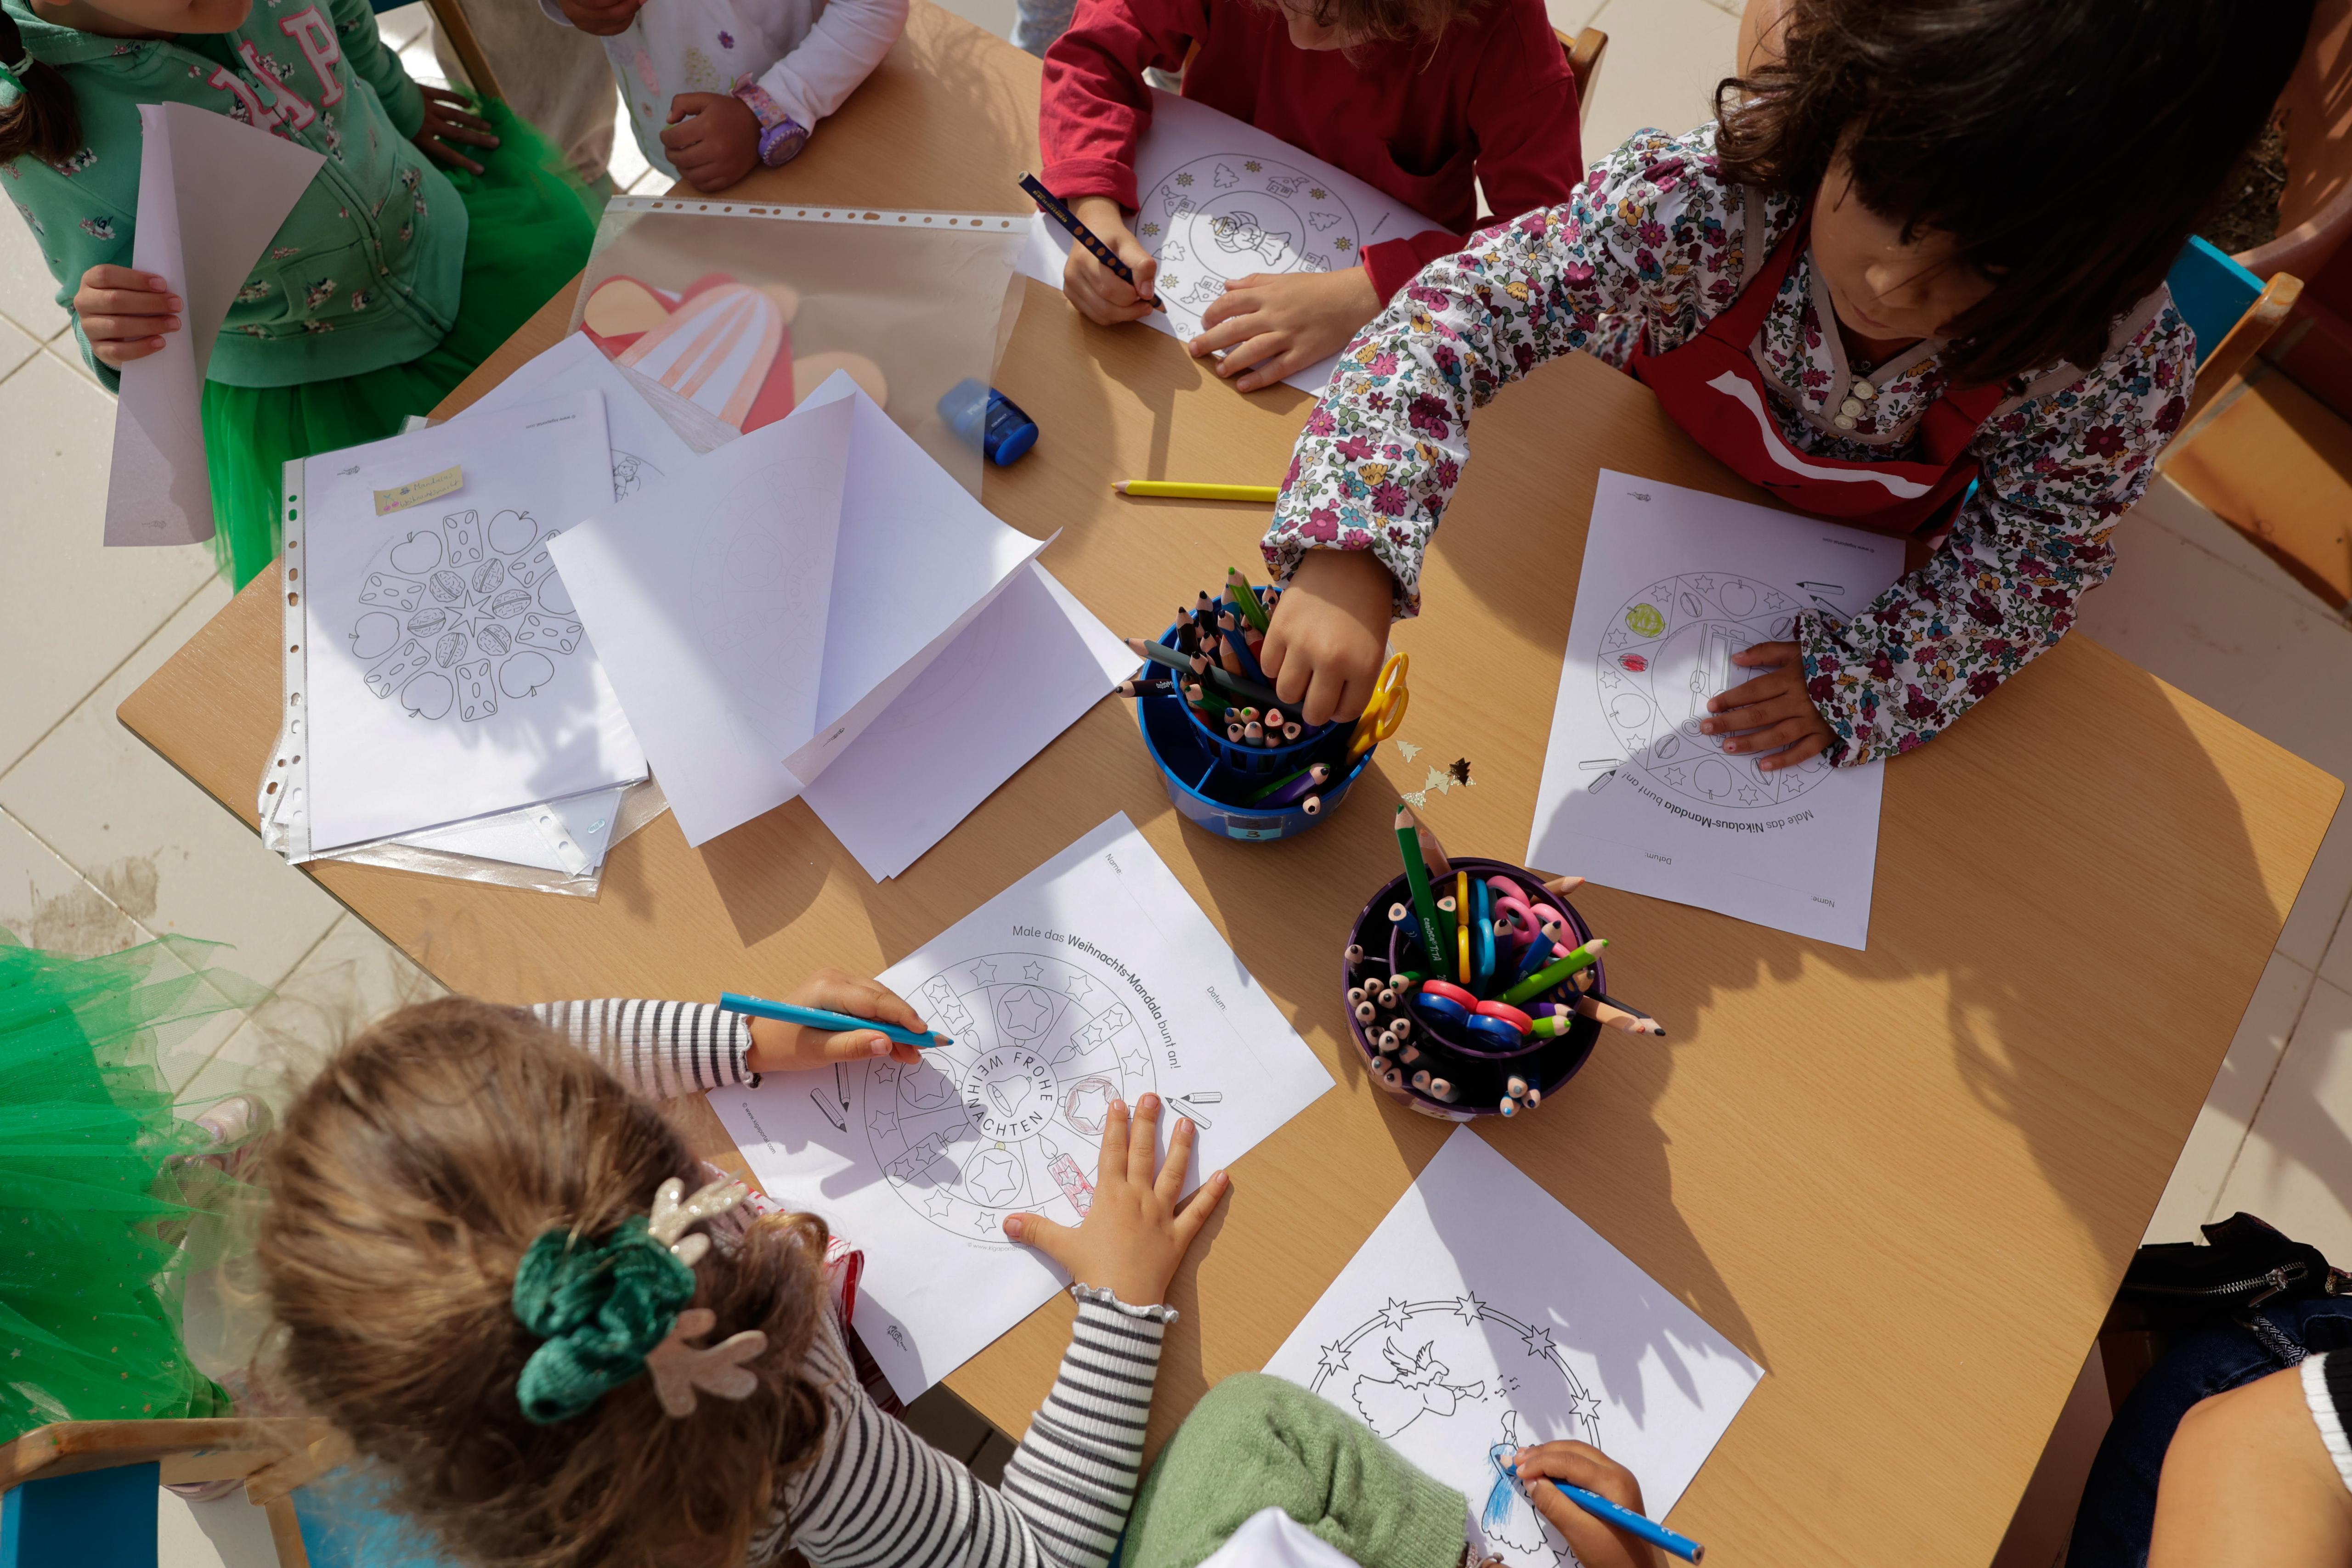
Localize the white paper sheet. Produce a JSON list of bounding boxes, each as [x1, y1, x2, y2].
[[802, 564, 1133, 880], [301, 392, 647, 850], [549, 375, 1048, 846], [1017, 91, 1441, 395], [1263, 1127, 1762, 1559], [392, 784, 627, 873], [106, 104, 322, 547], [712, 813, 1334, 1399], [1526, 473, 1905, 948], [456, 331, 700, 502]]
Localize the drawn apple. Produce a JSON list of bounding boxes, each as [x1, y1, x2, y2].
[[498, 650, 556, 699], [488, 508, 537, 556], [349, 610, 400, 661], [388, 531, 442, 575], [536, 574, 575, 616], [400, 671, 454, 720]]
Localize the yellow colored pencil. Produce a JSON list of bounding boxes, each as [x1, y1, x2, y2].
[[1114, 480, 1280, 503], [1456, 871, 1471, 985]]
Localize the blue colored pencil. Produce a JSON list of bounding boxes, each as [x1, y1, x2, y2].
[[1512, 1470, 1704, 1563], [720, 991, 953, 1050], [1471, 877, 1495, 993], [1019, 172, 1162, 309], [1218, 608, 1272, 686]]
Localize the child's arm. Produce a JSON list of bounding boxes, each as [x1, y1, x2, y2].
[[1256, 129, 1731, 723], [787, 1096, 1227, 1568], [1510, 1441, 1664, 1568], [1038, 0, 1206, 322], [532, 972, 931, 1097], [329, 0, 427, 139], [1782, 305, 2195, 765], [662, 0, 909, 190]]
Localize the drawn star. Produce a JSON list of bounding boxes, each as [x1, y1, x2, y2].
[[1120, 1047, 1151, 1085], [1309, 186, 1326, 200], [1378, 1297, 1413, 1332], [1244, 159, 1262, 172], [1577, 1393, 1606, 1423], [1394, 740, 1420, 762], [1019, 961, 1050, 984], [1691, 575, 1714, 590], [1316, 1341, 1352, 1381], [1521, 1325, 1558, 1361], [1737, 785, 1764, 805], [1141, 221, 1161, 237], [868, 1105, 900, 1139], [926, 1190, 954, 1218], [1603, 628, 1627, 649], [1064, 973, 1098, 1004], [1662, 767, 1687, 786], [1452, 1292, 1487, 1325], [975, 1213, 996, 1232], [967, 959, 999, 984]]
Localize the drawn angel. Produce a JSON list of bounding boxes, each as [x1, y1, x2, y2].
[[1481, 1412, 1561, 1563], [1350, 1337, 1484, 1438], [1208, 210, 1298, 269]]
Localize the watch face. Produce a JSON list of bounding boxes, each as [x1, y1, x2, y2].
[[759, 120, 809, 166]]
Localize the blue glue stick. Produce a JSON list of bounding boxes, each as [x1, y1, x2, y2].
[[940, 378, 1040, 465]]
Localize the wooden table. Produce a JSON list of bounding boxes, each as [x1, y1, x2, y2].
[[120, 7, 2344, 1563]]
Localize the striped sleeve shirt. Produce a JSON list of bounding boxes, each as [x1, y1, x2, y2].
[[532, 999, 1171, 1568]]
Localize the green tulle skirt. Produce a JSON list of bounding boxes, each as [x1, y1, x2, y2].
[[202, 96, 603, 588], [0, 933, 268, 1445]]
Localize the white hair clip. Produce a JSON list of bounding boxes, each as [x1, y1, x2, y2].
[[648, 1174, 749, 1268]]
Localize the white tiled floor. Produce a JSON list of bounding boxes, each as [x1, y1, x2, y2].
[[4, 1, 2349, 1562]]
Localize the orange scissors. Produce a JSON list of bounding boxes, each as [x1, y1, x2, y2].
[[1345, 652, 1409, 760]]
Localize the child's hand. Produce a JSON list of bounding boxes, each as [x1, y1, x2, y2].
[[552, 0, 642, 35], [1260, 548, 1394, 725], [1189, 267, 1381, 393], [1700, 641, 1834, 770], [1002, 1094, 1229, 1306], [73, 265, 183, 367], [742, 968, 933, 1072], [1511, 1443, 1664, 1568], [662, 93, 759, 192], [1062, 196, 1159, 325], [412, 86, 499, 175]]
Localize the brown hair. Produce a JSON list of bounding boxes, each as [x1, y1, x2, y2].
[[0, 9, 80, 167], [1713, 0, 2314, 383], [1250, 0, 1496, 48], [256, 998, 833, 1568]]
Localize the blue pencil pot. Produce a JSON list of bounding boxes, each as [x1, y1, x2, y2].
[[1134, 609, 1377, 841]]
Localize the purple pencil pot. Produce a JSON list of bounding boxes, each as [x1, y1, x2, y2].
[[1341, 857, 1606, 1122]]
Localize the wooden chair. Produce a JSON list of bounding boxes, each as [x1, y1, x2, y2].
[[1, 1418, 344, 1568], [1551, 27, 1607, 125], [368, 0, 507, 105], [2167, 236, 2307, 428], [2235, 0, 2352, 284]]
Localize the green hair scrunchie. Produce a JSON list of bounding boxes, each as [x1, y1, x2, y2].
[[511, 1214, 696, 1425]]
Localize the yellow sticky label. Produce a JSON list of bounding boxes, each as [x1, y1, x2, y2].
[[373, 464, 464, 515]]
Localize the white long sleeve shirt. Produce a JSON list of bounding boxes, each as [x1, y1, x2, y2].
[[541, 0, 908, 179]]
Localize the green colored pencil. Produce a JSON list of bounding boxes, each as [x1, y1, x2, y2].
[[1226, 568, 1272, 634], [1394, 807, 1447, 970], [1496, 939, 1609, 1007]]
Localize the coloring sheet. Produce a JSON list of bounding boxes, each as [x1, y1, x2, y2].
[[300, 393, 646, 851], [549, 374, 1047, 845], [1019, 91, 1439, 394], [802, 564, 1134, 880], [1527, 473, 1905, 948], [712, 813, 1334, 1399], [457, 331, 700, 502], [1263, 1128, 1762, 1561], [107, 104, 321, 547]]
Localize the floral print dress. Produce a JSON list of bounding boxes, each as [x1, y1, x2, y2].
[[1261, 124, 2196, 764]]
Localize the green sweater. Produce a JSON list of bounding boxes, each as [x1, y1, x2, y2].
[[1, 0, 465, 390], [1125, 1374, 1470, 1568]]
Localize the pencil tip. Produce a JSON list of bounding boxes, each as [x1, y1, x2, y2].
[[1111, 480, 1128, 492]]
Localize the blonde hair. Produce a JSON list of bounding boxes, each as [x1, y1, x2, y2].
[[256, 998, 832, 1568]]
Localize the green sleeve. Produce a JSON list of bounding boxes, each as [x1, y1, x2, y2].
[[330, 0, 425, 139], [6, 168, 134, 393], [1124, 1375, 1470, 1568]]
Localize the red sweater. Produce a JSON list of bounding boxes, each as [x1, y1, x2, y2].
[[1038, 0, 1583, 301]]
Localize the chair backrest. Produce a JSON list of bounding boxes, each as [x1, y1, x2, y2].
[[2168, 236, 2270, 367], [2239, 0, 2352, 282], [1559, 27, 1606, 124], [366, 0, 505, 103]]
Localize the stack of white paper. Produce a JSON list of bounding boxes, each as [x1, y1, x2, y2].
[[265, 391, 650, 857], [549, 372, 1092, 860], [713, 812, 1335, 1399]]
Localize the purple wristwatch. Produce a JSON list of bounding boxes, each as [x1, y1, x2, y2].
[[731, 82, 810, 168]]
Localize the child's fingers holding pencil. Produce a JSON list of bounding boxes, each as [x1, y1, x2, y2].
[[1513, 1443, 1664, 1568]]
